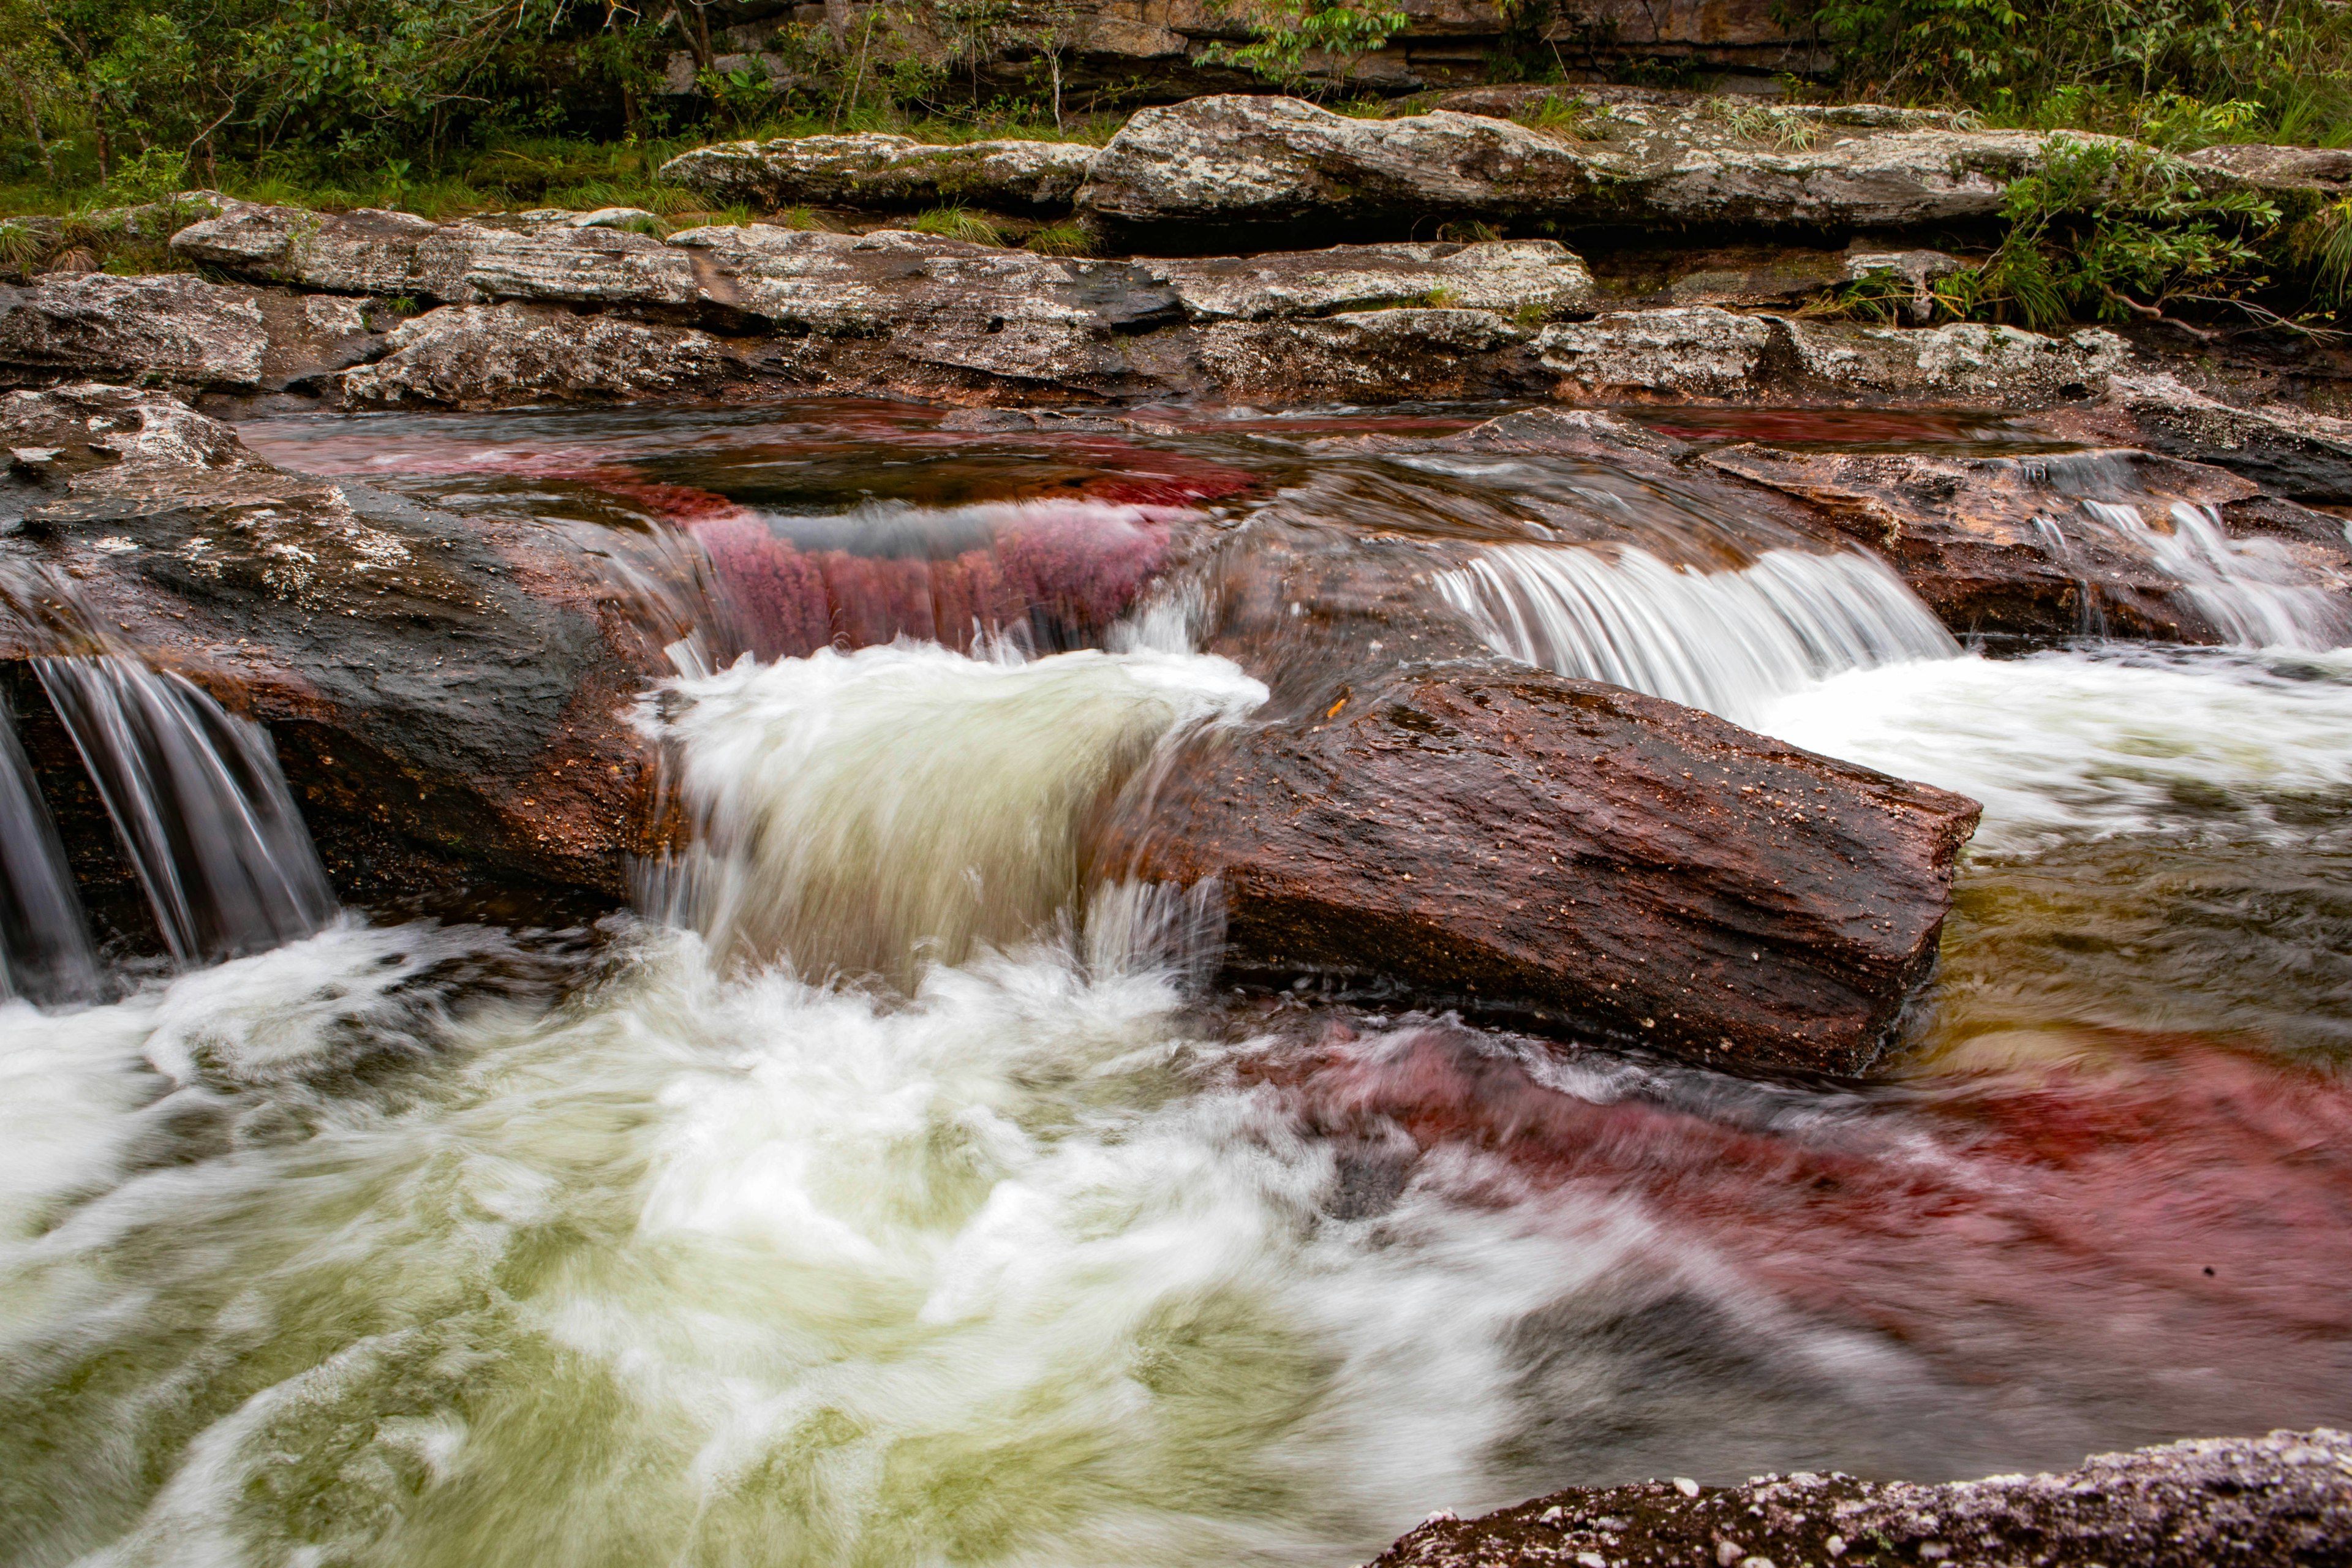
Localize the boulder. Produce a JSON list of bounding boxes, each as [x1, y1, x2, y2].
[[170, 202, 467, 298], [1702, 442, 2352, 640], [1119, 661, 1980, 1076], [657, 133, 1096, 210], [341, 303, 731, 407], [0, 383, 669, 902], [1075, 93, 2059, 247], [0, 274, 268, 387], [1371, 1428, 2352, 1568]]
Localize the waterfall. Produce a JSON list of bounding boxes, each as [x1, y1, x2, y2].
[[1435, 544, 1959, 726], [639, 640, 1265, 984], [34, 657, 336, 967], [0, 701, 100, 1003], [2075, 500, 2351, 651]]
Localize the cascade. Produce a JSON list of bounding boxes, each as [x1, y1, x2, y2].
[[2075, 499, 2352, 650], [639, 639, 1265, 983], [34, 656, 336, 966], [1435, 543, 1959, 726], [0, 700, 100, 1003]]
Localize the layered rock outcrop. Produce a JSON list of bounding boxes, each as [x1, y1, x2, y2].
[[1074, 94, 2057, 247], [1370, 1428, 2352, 1568], [658, 133, 1096, 210]]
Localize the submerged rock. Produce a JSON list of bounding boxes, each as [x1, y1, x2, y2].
[[1122, 662, 1980, 1077], [0, 383, 668, 902], [657, 133, 1096, 210], [1368, 1427, 2352, 1568]]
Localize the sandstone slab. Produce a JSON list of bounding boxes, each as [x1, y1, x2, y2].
[[657, 133, 1096, 210], [1076, 93, 2060, 246], [341, 303, 730, 407], [0, 383, 668, 901], [1703, 442, 2352, 641], [0, 274, 268, 388], [1123, 662, 1979, 1076]]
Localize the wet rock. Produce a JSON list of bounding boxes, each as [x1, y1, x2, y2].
[[0, 383, 668, 902], [1197, 307, 1547, 402], [1368, 1427, 2352, 1568], [1076, 93, 2059, 247], [2028, 371, 2352, 505], [341, 303, 730, 407], [1122, 663, 1979, 1077], [657, 133, 1096, 210], [0, 274, 268, 388], [1702, 442, 2352, 640]]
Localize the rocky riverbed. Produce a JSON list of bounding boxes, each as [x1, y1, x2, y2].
[[1, 85, 2350, 1568]]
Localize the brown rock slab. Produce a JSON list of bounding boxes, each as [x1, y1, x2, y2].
[[1703, 442, 2352, 641], [1120, 662, 1980, 1077], [0, 383, 671, 905]]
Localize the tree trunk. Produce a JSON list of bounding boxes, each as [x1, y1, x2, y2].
[[0, 56, 55, 181]]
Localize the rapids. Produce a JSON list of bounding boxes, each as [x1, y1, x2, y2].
[[6, 403, 2352, 1567]]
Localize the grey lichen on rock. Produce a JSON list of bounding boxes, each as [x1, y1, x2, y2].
[[1366, 1427, 2352, 1567], [341, 303, 731, 408], [657, 133, 1098, 211]]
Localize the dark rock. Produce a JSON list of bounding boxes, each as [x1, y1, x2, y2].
[[1702, 442, 2352, 641], [1369, 1427, 2352, 1568], [1120, 662, 1979, 1077], [0, 383, 669, 902]]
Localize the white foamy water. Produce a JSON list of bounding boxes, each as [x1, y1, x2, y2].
[[2075, 500, 2351, 650], [640, 641, 1265, 982], [0, 914, 1936, 1568], [1436, 545, 1957, 726], [1757, 647, 2352, 851]]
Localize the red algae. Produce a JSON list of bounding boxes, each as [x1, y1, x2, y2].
[[1250, 1014, 2352, 1436]]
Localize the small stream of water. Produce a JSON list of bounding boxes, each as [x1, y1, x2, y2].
[[2, 404, 2348, 1567]]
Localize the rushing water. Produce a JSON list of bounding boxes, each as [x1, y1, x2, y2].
[[6, 403, 2352, 1567]]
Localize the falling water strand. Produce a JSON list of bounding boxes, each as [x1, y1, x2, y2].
[[0, 698, 100, 1002], [1436, 544, 1958, 726], [2076, 500, 2351, 650], [637, 640, 1266, 984], [34, 656, 336, 966]]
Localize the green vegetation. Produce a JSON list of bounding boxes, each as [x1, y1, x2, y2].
[[1789, 0, 2352, 147], [911, 203, 1005, 244]]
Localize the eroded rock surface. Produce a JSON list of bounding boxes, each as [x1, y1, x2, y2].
[[1369, 1427, 2352, 1568], [1076, 94, 2057, 247], [0, 274, 269, 388], [657, 133, 1096, 210], [342, 303, 730, 407], [0, 383, 668, 900], [1705, 442, 2352, 641], [1122, 662, 1979, 1076]]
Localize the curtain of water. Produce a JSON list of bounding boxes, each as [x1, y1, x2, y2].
[[0, 699, 100, 1003], [1434, 545, 1958, 726], [2074, 500, 2352, 650], [33, 656, 336, 967]]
